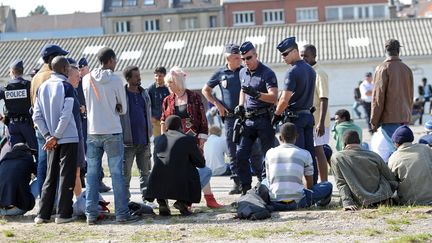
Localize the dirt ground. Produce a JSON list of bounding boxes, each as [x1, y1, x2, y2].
[[1, 126, 432, 242]]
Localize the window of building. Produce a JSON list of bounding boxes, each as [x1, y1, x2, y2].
[[112, 0, 122, 7], [209, 16, 217, 28], [126, 0, 136, 6], [296, 7, 318, 22], [144, 0, 154, 5], [115, 21, 131, 33], [182, 17, 199, 29], [326, 4, 387, 21], [180, 0, 192, 2], [263, 9, 284, 24], [144, 19, 160, 32], [233, 11, 255, 26]]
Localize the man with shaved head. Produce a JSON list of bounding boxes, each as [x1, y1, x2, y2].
[[33, 56, 79, 224]]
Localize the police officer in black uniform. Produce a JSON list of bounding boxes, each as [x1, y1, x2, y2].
[[202, 43, 264, 194], [234, 41, 278, 194], [0, 59, 37, 151]]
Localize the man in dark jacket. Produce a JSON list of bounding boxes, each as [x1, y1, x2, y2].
[[0, 143, 36, 216], [145, 115, 205, 216]]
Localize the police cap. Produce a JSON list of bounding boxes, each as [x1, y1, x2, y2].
[[78, 57, 88, 68], [224, 43, 240, 54], [239, 41, 255, 55], [40, 44, 69, 58], [277, 37, 296, 53]]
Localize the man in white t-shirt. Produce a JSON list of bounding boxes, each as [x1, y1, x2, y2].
[[204, 126, 229, 176], [360, 72, 374, 134]]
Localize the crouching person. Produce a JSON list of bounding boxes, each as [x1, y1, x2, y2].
[[145, 115, 205, 216], [263, 122, 332, 211], [331, 130, 398, 211], [0, 143, 36, 216]]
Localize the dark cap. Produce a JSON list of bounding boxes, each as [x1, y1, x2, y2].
[[165, 115, 182, 131], [78, 57, 88, 68], [277, 37, 296, 53], [224, 43, 240, 54], [391, 125, 414, 145], [385, 39, 402, 51], [9, 59, 23, 69], [239, 41, 255, 55], [365, 72, 372, 77], [40, 44, 69, 58], [67, 58, 77, 68]]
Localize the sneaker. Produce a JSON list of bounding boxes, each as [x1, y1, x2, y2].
[[116, 214, 141, 224], [173, 201, 192, 216], [86, 218, 99, 225], [143, 200, 158, 209], [55, 217, 76, 224], [34, 217, 49, 224], [241, 184, 252, 195], [99, 182, 111, 193]]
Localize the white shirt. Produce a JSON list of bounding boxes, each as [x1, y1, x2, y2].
[[203, 135, 228, 176], [359, 80, 374, 103]]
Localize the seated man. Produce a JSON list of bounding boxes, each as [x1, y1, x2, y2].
[[418, 120, 432, 146], [0, 143, 36, 216], [332, 109, 363, 151], [263, 122, 332, 211], [145, 115, 205, 216], [203, 126, 229, 176], [389, 125, 432, 205], [331, 130, 398, 210]]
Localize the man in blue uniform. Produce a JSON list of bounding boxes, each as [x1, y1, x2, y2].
[[272, 37, 318, 184], [234, 41, 278, 194], [0, 60, 37, 151], [203, 43, 257, 194]]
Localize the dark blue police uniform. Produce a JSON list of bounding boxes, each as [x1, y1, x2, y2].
[[237, 60, 277, 188], [0, 60, 37, 150], [278, 37, 318, 184]]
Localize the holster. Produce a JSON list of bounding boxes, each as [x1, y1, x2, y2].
[[232, 118, 244, 144]]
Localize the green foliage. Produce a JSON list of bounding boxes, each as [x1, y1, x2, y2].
[[28, 5, 48, 16]]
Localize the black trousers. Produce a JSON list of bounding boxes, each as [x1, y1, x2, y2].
[[38, 143, 77, 219], [362, 101, 372, 130]]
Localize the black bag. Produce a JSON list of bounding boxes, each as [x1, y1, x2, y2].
[[128, 201, 155, 216], [236, 188, 271, 220]]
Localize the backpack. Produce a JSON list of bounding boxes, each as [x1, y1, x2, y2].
[[73, 191, 110, 219], [128, 201, 154, 216], [236, 185, 272, 220]]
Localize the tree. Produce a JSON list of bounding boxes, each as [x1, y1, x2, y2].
[[28, 5, 49, 16]]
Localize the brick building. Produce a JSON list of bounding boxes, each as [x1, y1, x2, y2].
[[102, 0, 223, 34], [223, 0, 391, 27]]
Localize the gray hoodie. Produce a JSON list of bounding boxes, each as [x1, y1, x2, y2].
[[82, 68, 127, 135]]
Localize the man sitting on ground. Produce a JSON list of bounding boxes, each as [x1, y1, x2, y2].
[[331, 130, 398, 210], [332, 109, 362, 151], [204, 126, 230, 176], [0, 143, 36, 216], [263, 122, 332, 211], [388, 125, 432, 205]]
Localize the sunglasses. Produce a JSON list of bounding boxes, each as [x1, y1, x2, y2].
[[241, 55, 254, 61], [281, 48, 295, 57]]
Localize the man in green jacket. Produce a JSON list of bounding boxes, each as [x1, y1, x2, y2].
[[332, 109, 362, 151]]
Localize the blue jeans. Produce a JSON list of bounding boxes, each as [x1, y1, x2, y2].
[[198, 166, 212, 189], [36, 129, 47, 197], [381, 123, 403, 139], [85, 134, 129, 221], [271, 182, 333, 211], [0, 207, 26, 216], [352, 101, 363, 118]]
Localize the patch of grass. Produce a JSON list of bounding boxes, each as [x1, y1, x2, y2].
[[196, 227, 231, 239], [196, 225, 293, 240], [361, 228, 382, 236], [389, 233, 432, 243], [0, 219, 6, 225], [413, 213, 428, 219], [377, 205, 396, 215], [385, 217, 411, 225], [296, 230, 315, 236], [388, 225, 401, 232], [247, 226, 293, 239], [3, 230, 14, 237], [130, 230, 182, 242], [360, 210, 378, 219]]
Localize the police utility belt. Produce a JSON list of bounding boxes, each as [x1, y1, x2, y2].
[[284, 109, 311, 119], [10, 116, 31, 123], [245, 107, 271, 119]]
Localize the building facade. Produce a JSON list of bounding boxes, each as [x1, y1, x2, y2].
[[102, 0, 223, 34], [223, 0, 391, 27]]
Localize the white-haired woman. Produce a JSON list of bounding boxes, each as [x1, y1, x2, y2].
[[160, 67, 222, 210]]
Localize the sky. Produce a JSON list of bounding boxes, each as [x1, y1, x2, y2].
[[0, 0, 103, 17]]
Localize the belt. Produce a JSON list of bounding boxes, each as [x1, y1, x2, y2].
[[224, 112, 237, 118], [295, 109, 311, 114], [10, 116, 31, 122], [245, 107, 270, 119]]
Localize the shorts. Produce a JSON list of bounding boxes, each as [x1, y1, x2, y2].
[[313, 127, 330, 146]]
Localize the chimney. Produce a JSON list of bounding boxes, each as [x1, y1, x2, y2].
[[389, 0, 398, 18]]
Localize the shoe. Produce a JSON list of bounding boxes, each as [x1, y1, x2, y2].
[[158, 204, 171, 216], [86, 218, 97, 225], [173, 201, 192, 216], [229, 182, 242, 195], [99, 182, 111, 193], [55, 217, 76, 224], [143, 200, 158, 209], [34, 217, 49, 224], [317, 194, 332, 207], [204, 194, 223, 209], [241, 184, 252, 195], [116, 214, 141, 224]]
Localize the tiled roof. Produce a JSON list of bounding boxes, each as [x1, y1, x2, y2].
[[0, 18, 431, 76]]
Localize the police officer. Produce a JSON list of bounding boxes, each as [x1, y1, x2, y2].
[[272, 37, 318, 184], [0, 59, 37, 151], [234, 41, 278, 194], [202, 44, 264, 194]]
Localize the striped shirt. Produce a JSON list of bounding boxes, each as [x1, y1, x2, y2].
[[265, 143, 314, 202]]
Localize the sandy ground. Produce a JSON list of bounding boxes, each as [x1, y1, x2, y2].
[[1, 123, 432, 242]]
